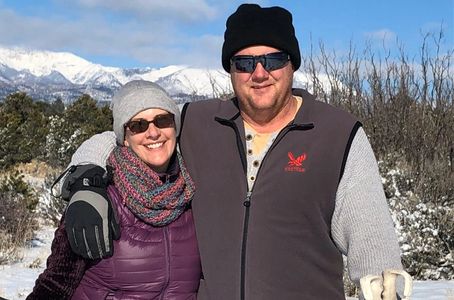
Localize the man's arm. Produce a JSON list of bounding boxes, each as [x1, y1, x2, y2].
[[69, 131, 117, 168], [331, 128, 404, 292], [61, 131, 119, 259]]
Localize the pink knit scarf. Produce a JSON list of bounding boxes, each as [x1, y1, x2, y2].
[[107, 146, 195, 226]]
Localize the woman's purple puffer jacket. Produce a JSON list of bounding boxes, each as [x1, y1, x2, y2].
[[72, 185, 202, 300]]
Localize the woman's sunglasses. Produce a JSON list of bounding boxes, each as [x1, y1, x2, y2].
[[124, 113, 175, 134], [230, 51, 290, 73]]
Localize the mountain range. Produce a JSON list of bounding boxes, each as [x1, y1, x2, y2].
[[0, 46, 313, 104]]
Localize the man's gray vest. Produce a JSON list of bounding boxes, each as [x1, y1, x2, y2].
[[179, 89, 360, 300]]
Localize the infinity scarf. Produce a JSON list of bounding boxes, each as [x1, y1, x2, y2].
[[107, 146, 195, 226]]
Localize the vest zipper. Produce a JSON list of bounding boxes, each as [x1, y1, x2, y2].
[[240, 191, 252, 300], [239, 126, 290, 300], [239, 122, 314, 300], [216, 115, 313, 300], [214, 116, 249, 300]]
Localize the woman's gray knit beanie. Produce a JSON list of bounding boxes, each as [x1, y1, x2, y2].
[[110, 80, 180, 145]]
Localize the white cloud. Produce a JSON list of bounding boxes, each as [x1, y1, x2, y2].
[[59, 0, 218, 22], [0, 2, 224, 68]]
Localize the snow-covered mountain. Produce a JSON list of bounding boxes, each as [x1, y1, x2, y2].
[[0, 46, 312, 103]]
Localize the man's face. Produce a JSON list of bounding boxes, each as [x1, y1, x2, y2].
[[230, 45, 294, 119]]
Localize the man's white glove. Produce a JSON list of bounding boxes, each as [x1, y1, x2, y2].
[[360, 269, 413, 300]]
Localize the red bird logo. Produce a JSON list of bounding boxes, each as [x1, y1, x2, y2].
[[287, 152, 306, 167]]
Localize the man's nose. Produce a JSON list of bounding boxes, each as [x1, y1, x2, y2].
[[251, 62, 269, 79]]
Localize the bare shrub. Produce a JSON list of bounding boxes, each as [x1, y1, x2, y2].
[[0, 190, 37, 264], [28, 257, 43, 269], [302, 29, 453, 282], [12, 160, 66, 226], [37, 172, 67, 226]]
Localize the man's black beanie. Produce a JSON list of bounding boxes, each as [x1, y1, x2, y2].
[[222, 4, 301, 73]]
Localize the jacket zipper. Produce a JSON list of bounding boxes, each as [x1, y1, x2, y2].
[[160, 226, 171, 300]]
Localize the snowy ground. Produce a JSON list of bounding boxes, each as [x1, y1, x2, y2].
[[0, 224, 453, 300], [0, 225, 55, 299]]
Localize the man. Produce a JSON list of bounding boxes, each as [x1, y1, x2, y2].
[[62, 4, 406, 299]]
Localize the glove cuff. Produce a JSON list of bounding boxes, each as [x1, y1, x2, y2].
[[56, 164, 109, 200]]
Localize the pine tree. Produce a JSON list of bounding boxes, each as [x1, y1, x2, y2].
[[44, 94, 112, 167], [0, 93, 48, 169]]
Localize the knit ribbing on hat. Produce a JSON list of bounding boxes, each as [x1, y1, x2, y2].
[[111, 80, 181, 145], [222, 4, 301, 72]]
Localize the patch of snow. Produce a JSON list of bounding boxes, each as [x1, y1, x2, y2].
[[0, 225, 54, 300], [0, 225, 452, 299]]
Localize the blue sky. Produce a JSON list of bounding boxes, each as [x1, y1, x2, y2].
[[0, 0, 452, 69]]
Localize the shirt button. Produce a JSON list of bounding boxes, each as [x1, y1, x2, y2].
[[250, 176, 255, 181], [253, 160, 260, 167], [246, 134, 253, 141], [247, 149, 253, 155]]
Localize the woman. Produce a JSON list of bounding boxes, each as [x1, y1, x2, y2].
[[28, 80, 201, 299]]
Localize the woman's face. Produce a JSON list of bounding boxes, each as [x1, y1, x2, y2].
[[124, 108, 177, 173]]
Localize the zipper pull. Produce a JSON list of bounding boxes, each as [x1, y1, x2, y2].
[[243, 191, 252, 207]]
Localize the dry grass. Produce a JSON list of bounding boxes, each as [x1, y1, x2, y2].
[[14, 160, 55, 177], [0, 204, 35, 265], [0, 165, 43, 265]]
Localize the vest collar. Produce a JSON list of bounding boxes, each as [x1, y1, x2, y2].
[[214, 88, 316, 130]]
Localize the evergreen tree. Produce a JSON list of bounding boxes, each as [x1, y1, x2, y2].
[[34, 98, 65, 117], [44, 94, 112, 167], [0, 93, 48, 169], [50, 98, 65, 115], [0, 170, 39, 211]]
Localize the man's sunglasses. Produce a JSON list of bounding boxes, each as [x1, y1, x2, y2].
[[230, 51, 290, 73], [125, 113, 175, 134]]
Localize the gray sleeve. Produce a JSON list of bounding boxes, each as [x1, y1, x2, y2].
[[69, 131, 117, 169], [331, 127, 403, 284]]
